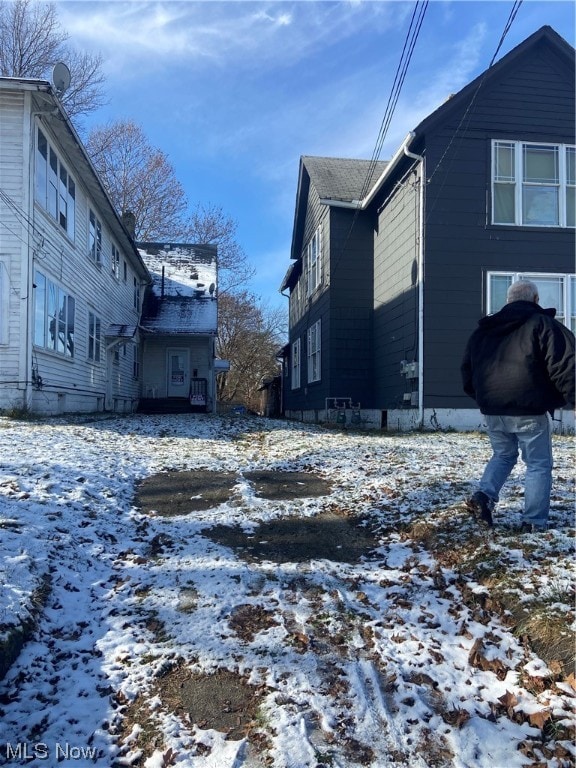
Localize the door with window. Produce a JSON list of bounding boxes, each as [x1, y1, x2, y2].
[[167, 348, 190, 397]]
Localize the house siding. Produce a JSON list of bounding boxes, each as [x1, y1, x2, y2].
[[285, 183, 330, 412], [422, 40, 575, 411], [29, 117, 144, 414], [0, 82, 148, 415], [0, 90, 28, 400], [373, 167, 421, 411], [329, 207, 375, 407]]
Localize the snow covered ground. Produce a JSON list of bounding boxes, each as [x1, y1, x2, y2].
[[0, 413, 574, 768]]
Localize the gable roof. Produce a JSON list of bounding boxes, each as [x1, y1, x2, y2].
[[138, 243, 218, 335], [302, 156, 389, 203], [362, 25, 575, 208], [412, 25, 574, 139], [290, 156, 388, 260]]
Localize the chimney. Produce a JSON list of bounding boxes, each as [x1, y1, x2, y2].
[[122, 210, 136, 239]]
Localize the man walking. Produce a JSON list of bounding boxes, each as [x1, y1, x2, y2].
[[461, 279, 575, 531]]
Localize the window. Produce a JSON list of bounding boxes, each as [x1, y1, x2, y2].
[[35, 127, 75, 238], [133, 276, 140, 311], [492, 141, 575, 227], [111, 244, 120, 279], [307, 320, 321, 383], [305, 227, 322, 296], [123, 260, 128, 282], [291, 338, 301, 390], [488, 272, 575, 331], [88, 312, 101, 362], [33, 270, 75, 357], [89, 210, 102, 263], [133, 344, 140, 379]]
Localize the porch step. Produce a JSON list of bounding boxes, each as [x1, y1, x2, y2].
[[137, 398, 203, 414]]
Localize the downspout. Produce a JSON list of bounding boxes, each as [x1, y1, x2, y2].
[[403, 142, 425, 429]]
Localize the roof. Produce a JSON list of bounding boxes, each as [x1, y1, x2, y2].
[[302, 156, 389, 204], [289, 156, 388, 260], [138, 243, 218, 335]]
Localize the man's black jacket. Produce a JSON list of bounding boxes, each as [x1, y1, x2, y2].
[[461, 300, 575, 416]]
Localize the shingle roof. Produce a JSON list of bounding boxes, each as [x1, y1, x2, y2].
[[138, 244, 218, 335], [302, 156, 389, 203]]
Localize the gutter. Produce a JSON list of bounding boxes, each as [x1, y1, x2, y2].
[[319, 131, 418, 210]]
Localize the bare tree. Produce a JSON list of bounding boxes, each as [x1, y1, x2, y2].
[[86, 119, 255, 291], [184, 203, 255, 294], [216, 291, 284, 411], [0, 0, 106, 122], [86, 120, 188, 241]]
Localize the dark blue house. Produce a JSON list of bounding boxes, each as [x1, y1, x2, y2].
[[280, 26, 575, 431]]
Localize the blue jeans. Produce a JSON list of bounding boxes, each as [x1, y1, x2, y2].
[[479, 414, 553, 527]]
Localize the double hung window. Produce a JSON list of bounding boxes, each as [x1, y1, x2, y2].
[[488, 272, 576, 332], [89, 210, 102, 263], [307, 320, 321, 383], [305, 227, 322, 297], [88, 312, 101, 362], [33, 270, 75, 357], [291, 338, 301, 390], [492, 141, 575, 227], [35, 127, 76, 238], [111, 244, 120, 279]]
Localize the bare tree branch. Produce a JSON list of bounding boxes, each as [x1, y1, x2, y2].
[[0, 0, 106, 123]]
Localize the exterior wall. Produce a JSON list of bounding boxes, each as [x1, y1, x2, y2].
[[141, 335, 215, 410], [0, 89, 28, 407], [285, 182, 330, 412], [0, 85, 148, 416], [422, 41, 575, 412], [328, 207, 375, 408], [373, 166, 421, 411]]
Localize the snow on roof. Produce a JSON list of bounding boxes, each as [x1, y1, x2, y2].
[[138, 243, 218, 335]]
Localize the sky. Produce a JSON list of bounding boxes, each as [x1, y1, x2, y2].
[[0, 413, 574, 766], [56, 0, 576, 311]]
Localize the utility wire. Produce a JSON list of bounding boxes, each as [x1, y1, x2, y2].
[[426, 0, 523, 187]]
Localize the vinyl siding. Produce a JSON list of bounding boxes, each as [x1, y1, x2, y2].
[[373, 168, 420, 410], [0, 90, 27, 394], [422, 40, 575, 410]]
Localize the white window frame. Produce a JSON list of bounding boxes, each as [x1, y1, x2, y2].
[[89, 209, 102, 264], [133, 276, 141, 311], [487, 271, 576, 332], [33, 269, 75, 357], [111, 243, 120, 279], [35, 126, 76, 239], [291, 338, 301, 390], [305, 227, 322, 297], [88, 311, 101, 362], [133, 343, 140, 379], [307, 320, 321, 383], [492, 140, 575, 228]]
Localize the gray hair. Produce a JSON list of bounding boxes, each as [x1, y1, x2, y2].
[[507, 280, 539, 303]]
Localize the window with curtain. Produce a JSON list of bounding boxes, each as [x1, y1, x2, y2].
[[492, 140, 575, 227]]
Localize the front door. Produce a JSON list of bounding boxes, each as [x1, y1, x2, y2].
[[167, 348, 190, 398]]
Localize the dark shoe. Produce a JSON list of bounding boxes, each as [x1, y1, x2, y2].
[[466, 491, 494, 528], [519, 522, 547, 534]]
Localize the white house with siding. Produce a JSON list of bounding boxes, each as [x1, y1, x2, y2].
[[137, 243, 219, 413], [0, 76, 150, 415]]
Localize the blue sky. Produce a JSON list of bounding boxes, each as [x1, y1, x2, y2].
[[58, 1, 575, 312]]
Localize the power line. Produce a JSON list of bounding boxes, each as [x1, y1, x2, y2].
[[426, 0, 524, 188]]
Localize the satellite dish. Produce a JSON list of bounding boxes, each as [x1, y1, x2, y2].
[[52, 62, 71, 96]]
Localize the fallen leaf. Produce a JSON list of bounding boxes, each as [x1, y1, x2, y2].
[[528, 709, 551, 729]]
